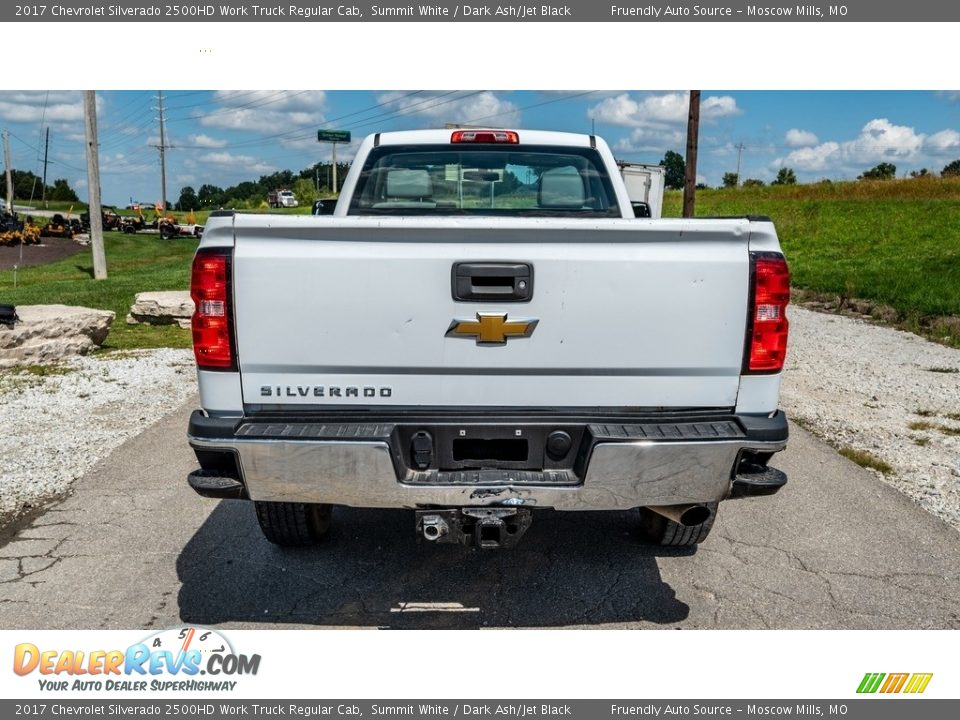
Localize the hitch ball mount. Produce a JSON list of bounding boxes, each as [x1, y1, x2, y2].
[[416, 508, 532, 549]]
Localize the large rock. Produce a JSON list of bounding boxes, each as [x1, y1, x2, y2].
[[0, 305, 115, 368], [126, 291, 194, 329]]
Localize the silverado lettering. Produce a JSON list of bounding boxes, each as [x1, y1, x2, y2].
[[259, 386, 393, 398]]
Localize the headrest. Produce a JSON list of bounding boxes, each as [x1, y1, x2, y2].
[[538, 168, 584, 208], [386, 169, 432, 199]]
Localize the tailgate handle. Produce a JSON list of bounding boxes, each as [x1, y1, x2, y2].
[[452, 262, 533, 302]]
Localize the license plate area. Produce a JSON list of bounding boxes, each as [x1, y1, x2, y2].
[[394, 424, 587, 473], [453, 438, 528, 463]]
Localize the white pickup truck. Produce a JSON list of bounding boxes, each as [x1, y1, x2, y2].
[[187, 129, 790, 550]]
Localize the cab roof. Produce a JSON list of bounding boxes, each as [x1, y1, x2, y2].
[[372, 128, 599, 148]]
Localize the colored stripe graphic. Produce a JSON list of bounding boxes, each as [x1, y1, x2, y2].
[[857, 673, 885, 693], [904, 673, 933, 694], [880, 673, 909, 693], [857, 672, 932, 694]]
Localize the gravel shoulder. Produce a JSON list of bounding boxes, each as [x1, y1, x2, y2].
[[0, 308, 958, 536], [781, 306, 960, 532], [0, 349, 196, 524]]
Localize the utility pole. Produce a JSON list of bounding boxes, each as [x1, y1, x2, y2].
[[682, 90, 701, 218], [156, 91, 169, 211], [331, 142, 338, 194], [41, 127, 50, 207], [3, 129, 12, 213], [83, 90, 107, 280], [734, 142, 746, 187]]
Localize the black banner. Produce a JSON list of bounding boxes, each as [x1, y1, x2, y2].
[[3, 700, 958, 719], [3, 1, 959, 23]]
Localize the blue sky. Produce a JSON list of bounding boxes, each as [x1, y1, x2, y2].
[[1, 90, 959, 205]]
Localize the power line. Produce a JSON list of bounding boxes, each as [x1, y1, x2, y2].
[[30, 91, 50, 203], [172, 90, 438, 150], [734, 142, 746, 185], [154, 91, 170, 209], [6, 130, 87, 174]]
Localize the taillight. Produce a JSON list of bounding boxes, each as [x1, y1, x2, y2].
[[191, 249, 235, 370], [745, 252, 790, 373], [450, 129, 519, 144]]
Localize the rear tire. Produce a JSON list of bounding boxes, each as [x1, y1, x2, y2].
[[637, 502, 718, 546], [254, 501, 332, 547]]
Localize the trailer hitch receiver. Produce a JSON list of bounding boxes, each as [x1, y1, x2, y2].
[[416, 508, 532, 549]]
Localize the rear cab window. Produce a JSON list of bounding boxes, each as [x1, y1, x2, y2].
[[347, 144, 620, 217]]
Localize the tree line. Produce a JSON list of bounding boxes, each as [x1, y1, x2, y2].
[[1, 170, 80, 203], [658, 150, 960, 189], [176, 161, 351, 211]]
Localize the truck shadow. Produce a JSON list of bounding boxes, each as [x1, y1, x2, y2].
[[176, 501, 691, 628]]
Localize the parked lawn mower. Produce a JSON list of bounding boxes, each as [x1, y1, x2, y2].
[[80, 207, 122, 233], [40, 214, 74, 239], [158, 212, 204, 239]]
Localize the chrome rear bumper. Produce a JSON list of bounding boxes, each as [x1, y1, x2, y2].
[[187, 411, 788, 511]]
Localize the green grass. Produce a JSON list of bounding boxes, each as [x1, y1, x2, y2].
[[1, 232, 197, 351], [664, 177, 960, 342], [838, 447, 894, 474], [0, 363, 77, 393], [908, 418, 960, 437], [13, 200, 88, 212], [10, 363, 76, 377]]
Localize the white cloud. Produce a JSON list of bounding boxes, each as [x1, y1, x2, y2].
[[198, 90, 327, 133], [587, 92, 740, 128], [189, 133, 227, 148], [773, 118, 927, 173], [614, 127, 685, 153], [198, 151, 275, 174], [0, 91, 84, 124], [785, 129, 818, 147], [701, 95, 739, 119], [375, 91, 520, 127], [844, 118, 924, 162], [773, 142, 842, 172], [925, 129, 960, 154]]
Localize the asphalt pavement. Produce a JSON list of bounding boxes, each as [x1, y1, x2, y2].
[[1, 397, 958, 629]]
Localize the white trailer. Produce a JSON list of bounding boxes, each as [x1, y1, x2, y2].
[[618, 162, 666, 219]]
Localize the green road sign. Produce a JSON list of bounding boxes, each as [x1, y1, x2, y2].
[[317, 130, 351, 143]]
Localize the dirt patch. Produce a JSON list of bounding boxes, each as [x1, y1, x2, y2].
[[0, 238, 86, 271]]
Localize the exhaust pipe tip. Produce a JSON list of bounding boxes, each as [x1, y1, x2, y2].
[[647, 503, 711, 527]]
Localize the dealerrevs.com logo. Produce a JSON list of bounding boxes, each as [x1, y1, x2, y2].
[[857, 673, 933, 694], [13, 627, 260, 692]]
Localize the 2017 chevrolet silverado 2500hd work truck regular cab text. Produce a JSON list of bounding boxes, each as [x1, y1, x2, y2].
[[187, 129, 790, 550]]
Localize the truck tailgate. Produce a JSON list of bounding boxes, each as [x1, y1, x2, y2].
[[231, 216, 751, 409]]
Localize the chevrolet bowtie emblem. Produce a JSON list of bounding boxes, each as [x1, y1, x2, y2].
[[446, 313, 539, 345]]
